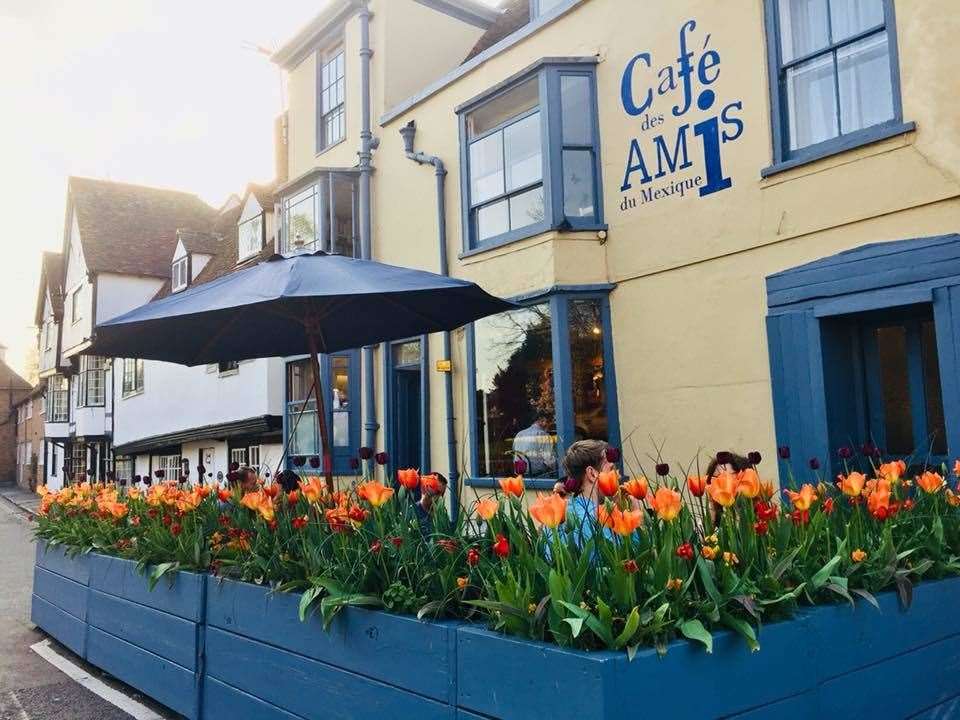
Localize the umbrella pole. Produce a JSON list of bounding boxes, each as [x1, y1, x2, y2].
[[306, 333, 335, 494]]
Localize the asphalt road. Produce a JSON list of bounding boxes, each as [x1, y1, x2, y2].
[[0, 489, 177, 720]]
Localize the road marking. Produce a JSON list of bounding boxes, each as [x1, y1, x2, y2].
[[29, 639, 164, 720], [5, 690, 29, 720]]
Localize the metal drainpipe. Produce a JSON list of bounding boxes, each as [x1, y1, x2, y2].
[[399, 120, 460, 520], [358, 2, 379, 451]]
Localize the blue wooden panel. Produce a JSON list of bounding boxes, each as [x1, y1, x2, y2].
[[31, 595, 87, 658], [935, 286, 960, 461], [816, 632, 960, 716], [34, 542, 89, 585], [87, 589, 199, 671], [86, 626, 198, 720], [203, 677, 305, 720], [205, 578, 458, 705], [88, 554, 204, 621], [33, 567, 88, 621], [204, 627, 455, 720], [456, 711, 494, 720], [908, 693, 960, 719], [726, 691, 815, 719]]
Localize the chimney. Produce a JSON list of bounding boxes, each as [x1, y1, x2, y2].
[[274, 112, 289, 184]]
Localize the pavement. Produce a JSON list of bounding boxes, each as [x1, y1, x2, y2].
[[0, 485, 179, 719]]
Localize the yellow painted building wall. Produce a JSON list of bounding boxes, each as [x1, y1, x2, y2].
[[284, 0, 960, 489]]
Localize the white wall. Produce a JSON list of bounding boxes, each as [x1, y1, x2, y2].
[[39, 292, 59, 374], [96, 273, 165, 324], [181, 440, 229, 484], [71, 365, 112, 438], [112, 358, 285, 447], [61, 213, 93, 356]]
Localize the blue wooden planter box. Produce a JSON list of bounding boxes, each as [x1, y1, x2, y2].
[[203, 576, 459, 720], [32, 542, 90, 658], [457, 576, 960, 720]]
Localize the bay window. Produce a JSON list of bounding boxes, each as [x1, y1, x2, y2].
[[458, 60, 603, 252], [76, 356, 106, 407], [468, 290, 619, 486], [48, 375, 68, 422], [764, 0, 911, 173], [279, 172, 358, 257]]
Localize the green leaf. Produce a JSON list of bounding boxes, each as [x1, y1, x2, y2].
[[680, 619, 713, 654], [463, 599, 528, 620], [771, 545, 802, 580], [851, 588, 880, 611], [417, 600, 446, 621], [298, 586, 321, 622], [696, 556, 721, 606], [811, 553, 843, 590], [720, 612, 759, 652], [626, 643, 639, 662], [563, 616, 586, 638], [614, 607, 640, 649]]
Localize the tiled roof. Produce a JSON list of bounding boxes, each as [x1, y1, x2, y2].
[[68, 176, 219, 279], [464, 0, 529, 62], [0, 358, 31, 391], [177, 229, 223, 256], [246, 182, 276, 212], [34, 251, 64, 325]]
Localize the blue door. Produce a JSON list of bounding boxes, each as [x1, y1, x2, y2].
[[391, 340, 423, 471]]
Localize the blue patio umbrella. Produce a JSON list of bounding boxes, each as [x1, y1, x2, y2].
[[89, 251, 514, 487]]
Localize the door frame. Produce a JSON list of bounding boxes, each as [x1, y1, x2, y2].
[[383, 336, 430, 474]]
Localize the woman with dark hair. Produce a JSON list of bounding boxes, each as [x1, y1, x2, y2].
[[704, 451, 752, 481]]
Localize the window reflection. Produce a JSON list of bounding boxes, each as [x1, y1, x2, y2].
[[474, 304, 558, 478], [569, 299, 608, 442]]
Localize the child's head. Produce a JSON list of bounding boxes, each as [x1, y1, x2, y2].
[[705, 452, 750, 479], [562, 440, 611, 496], [239, 467, 259, 493]]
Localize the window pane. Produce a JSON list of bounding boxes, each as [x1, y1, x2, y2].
[[287, 360, 315, 402], [469, 133, 504, 205], [569, 299, 608, 442], [837, 31, 893, 135], [287, 188, 317, 250], [562, 149, 595, 219], [876, 325, 913, 455], [393, 341, 421, 366], [830, 0, 884, 42], [786, 53, 838, 150], [238, 216, 262, 259], [504, 111, 542, 191], [331, 175, 356, 257], [332, 356, 350, 447], [534, 0, 566, 16], [560, 75, 592, 145], [476, 200, 510, 243], [778, 0, 830, 62], [921, 321, 947, 456], [466, 77, 539, 138], [508, 186, 545, 232], [474, 304, 557, 478]]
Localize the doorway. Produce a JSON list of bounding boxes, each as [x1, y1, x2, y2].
[[390, 339, 425, 472]]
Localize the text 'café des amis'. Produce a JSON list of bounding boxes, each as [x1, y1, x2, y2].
[[35, 0, 960, 499]]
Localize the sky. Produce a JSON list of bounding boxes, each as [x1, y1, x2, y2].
[[0, 1, 354, 379]]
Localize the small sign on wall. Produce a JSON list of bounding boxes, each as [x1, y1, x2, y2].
[[436, 359, 452, 373]]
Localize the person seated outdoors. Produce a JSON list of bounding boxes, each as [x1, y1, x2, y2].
[[512, 412, 558, 477], [415, 472, 448, 534]]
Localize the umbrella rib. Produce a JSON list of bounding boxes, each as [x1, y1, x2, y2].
[[378, 293, 445, 333], [190, 309, 245, 365]]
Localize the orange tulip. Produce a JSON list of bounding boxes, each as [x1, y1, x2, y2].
[[397, 468, 420, 490], [529, 493, 567, 528], [240, 491, 275, 522], [649, 487, 682, 522], [99, 501, 128, 519], [736, 468, 761, 499], [357, 481, 395, 508], [300, 477, 325, 504], [917, 471, 945, 494], [623, 476, 648, 500], [597, 505, 644, 536], [785, 484, 817, 511], [851, 549, 867, 563], [126, 487, 142, 500], [706, 471, 738, 507], [954, 459, 960, 478], [686, 475, 706, 497], [421, 474, 444, 496], [947, 489, 960, 507], [498, 475, 525, 497], [596, 469, 620, 497], [473, 496, 499, 521], [759, 480, 776, 500], [878, 460, 907, 482], [839, 471, 866, 497]]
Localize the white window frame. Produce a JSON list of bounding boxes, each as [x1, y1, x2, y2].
[[159, 454, 182, 481], [77, 356, 106, 408], [122, 358, 144, 397], [230, 447, 248, 466], [248, 445, 261, 473], [238, 214, 264, 263], [48, 375, 68, 422], [26, 400, 32, 419], [317, 46, 346, 151], [172, 257, 189, 293], [71, 287, 82, 325]]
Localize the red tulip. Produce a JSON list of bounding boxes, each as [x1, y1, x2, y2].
[[466, 547, 480, 566], [492, 533, 510, 558]]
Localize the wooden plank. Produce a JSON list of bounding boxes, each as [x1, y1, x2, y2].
[[726, 691, 815, 719], [203, 677, 306, 720], [86, 626, 199, 720], [30, 595, 87, 659], [907, 693, 960, 719], [88, 554, 204, 621], [87, 589, 199, 671], [205, 577, 458, 704], [204, 626, 455, 720], [33, 567, 88, 621], [34, 542, 90, 586]]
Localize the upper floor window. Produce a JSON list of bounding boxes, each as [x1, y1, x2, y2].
[[766, 0, 906, 169], [70, 287, 82, 324], [317, 47, 345, 152], [26, 400, 32, 419], [158, 454, 182, 482], [48, 375, 68, 422], [76, 355, 106, 407], [122, 357, 144, 397], [238, 214, 263, 262], [172, 257, 189, 292], [531, 0, 566, 18], [459, 61, 603, 252], [468, 291, 618, 484], [43, 321, 52, 350], [218, 360, 239, 375], [279, 173, 358, 256]]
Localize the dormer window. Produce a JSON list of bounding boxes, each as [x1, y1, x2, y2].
[[238, 214, 263, 262], [172, 257, 189, 292]]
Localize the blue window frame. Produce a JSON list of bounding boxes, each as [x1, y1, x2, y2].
[[457, 59, 604, 255], [762, 0, 913, 176], [465, 286, 620, 489], [283, 349, 360, 474], [765, 234, 960, 481]]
